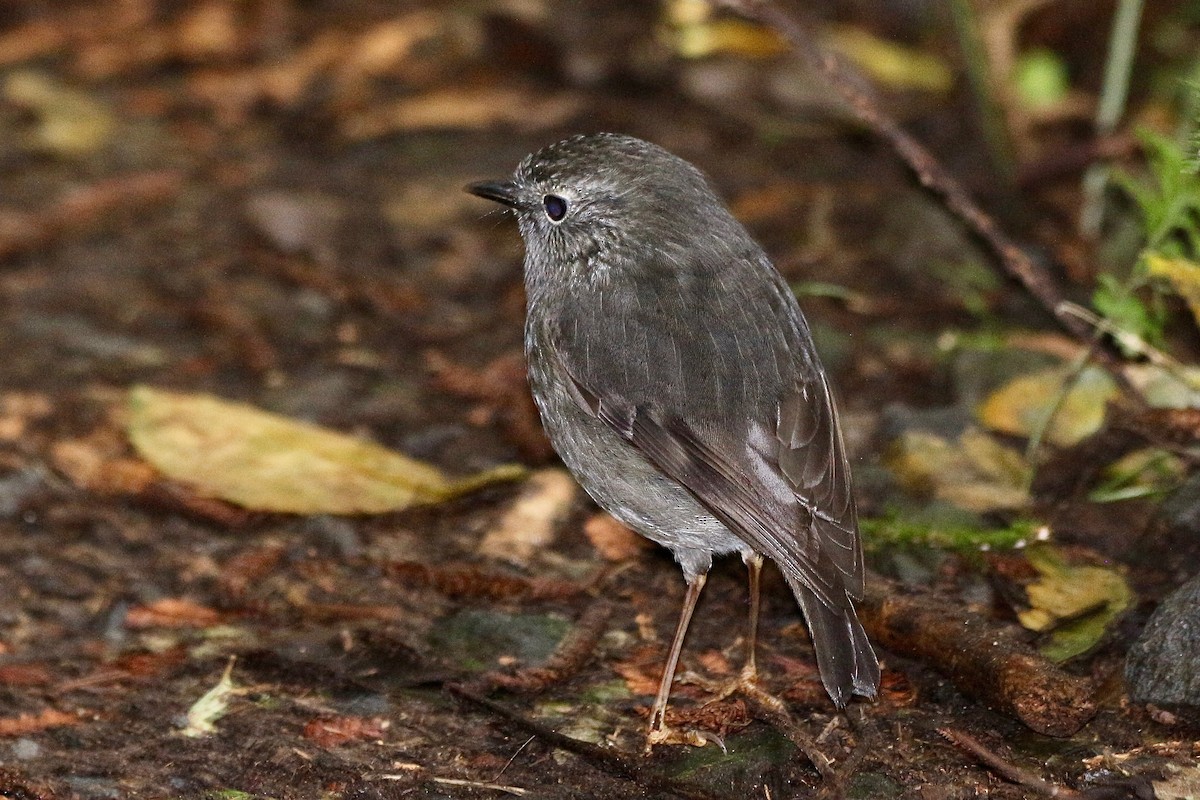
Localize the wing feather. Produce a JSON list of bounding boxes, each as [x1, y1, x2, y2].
[[550, 249, 863, 607]]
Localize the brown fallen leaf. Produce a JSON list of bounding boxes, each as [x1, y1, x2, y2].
[[303, 715, 389, 748], [186, 31, 348, 124], [220, 543, 286, 597], [50, 433, 158, 497], [0, 664, 53, 687], [111, 647, 189, 678], [0, 392, 52, 442], [695, 649, 733, 677], [880, 669, 918, 706], [125, 598, 224, 629], [140, 479, 254, 527], [612, 644, 667, 698], [56, 647, 192, 693], [331, 13, 444, 84], [583, 513, 651, 562], [0, 709, 78, 737], [340, 85, 583, 139]]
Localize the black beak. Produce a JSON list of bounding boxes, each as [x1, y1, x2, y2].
[[466, 180, 520, 209]]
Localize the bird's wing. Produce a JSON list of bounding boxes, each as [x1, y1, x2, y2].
[[775, 375, 863, 598], [550, 253, 862, 607]]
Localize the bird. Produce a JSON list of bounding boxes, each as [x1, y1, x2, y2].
[[467, 133, 878, 747]]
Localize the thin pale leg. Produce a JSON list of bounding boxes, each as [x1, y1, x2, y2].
[[646, 574, 710, 750], [742, 552, 764, 682], [692, 553, 786, 715]]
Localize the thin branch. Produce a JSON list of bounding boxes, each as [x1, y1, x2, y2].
[[714, 0, 1124, 369], [859, 575, 1097, 737], [939, 728, 1081, 798]]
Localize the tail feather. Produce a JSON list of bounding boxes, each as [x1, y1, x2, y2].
[[788, 578, 880, 707]]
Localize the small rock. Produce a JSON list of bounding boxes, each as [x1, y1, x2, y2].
[[304, 516, 362, 559], [429, 610, 570, 670], [244, 190, 345, 262], [0, 466, 46, 517], [1126, 572, 1200, 707], [12, 738, 40, 760]]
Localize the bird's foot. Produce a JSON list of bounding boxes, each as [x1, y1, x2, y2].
[[644, 723, 726, 753], [683, 664, 788, 716]]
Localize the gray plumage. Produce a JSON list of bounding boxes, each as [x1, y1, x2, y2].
[[469, 133, 878, 710]]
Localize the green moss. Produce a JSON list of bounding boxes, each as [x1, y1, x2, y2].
[[861, 511, 1044, 555]]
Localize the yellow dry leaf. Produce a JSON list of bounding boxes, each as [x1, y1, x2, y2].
[[976, 365, 1116, 446], [4, 70, 115, 156], [1124, 362, 1200, 407], [1146, 253, 1200, 330], [671, 19, 786, 59], [1016, 544, 1133, 663], [478, 468, 578, 567], [127, 385, 523, 514], [663, 0, 786, 59], [885, 427, 1030, 512], [182, 657, 238, 738], [826, 25, 953, 93]]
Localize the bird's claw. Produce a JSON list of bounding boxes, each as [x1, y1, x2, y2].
[[645, 724, 727, 753]]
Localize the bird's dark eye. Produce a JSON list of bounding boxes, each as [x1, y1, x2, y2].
[[542, 194, 568, 222]]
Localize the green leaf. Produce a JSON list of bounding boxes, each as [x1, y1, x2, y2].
[[1092, 273, 1165, 352], [1088, 447, 1186, 503], [1120, 128, 1200, 255]]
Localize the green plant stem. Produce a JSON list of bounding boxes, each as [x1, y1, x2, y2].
[[1022, 345, 1094, 476], [1079, 0, 1146, 238]]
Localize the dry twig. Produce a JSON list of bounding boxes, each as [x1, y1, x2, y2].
[[448, 686, 723, 800], [859, 576, 1096, 736], [940, 727, 1081, 798], [386, 560, 583, 603]]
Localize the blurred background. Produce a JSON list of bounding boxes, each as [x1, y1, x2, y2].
[[0, 1, 1199, 797]]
